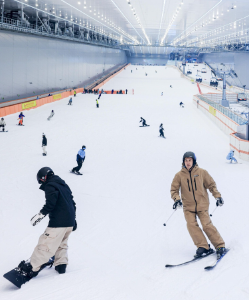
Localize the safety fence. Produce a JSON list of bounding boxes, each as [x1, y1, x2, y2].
[[200, 93, 238, 104], [193, 94, 249, 161], [198, 94, 246, 125]]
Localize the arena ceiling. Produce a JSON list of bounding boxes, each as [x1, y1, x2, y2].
[[4, 0, 249, 50]]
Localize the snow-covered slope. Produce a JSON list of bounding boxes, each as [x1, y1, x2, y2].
[[0, 65, 248, 300]]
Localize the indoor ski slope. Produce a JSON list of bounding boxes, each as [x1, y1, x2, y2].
[[0, 65, 249, 300]]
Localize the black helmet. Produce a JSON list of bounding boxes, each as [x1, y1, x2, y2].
[[183, 151, 196, 166], [1, 118, 3, 120], [82, 145, 86, 150], [37, 167, 54, 184]]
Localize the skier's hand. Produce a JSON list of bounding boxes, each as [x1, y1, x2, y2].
[[173, 200, 183, 210], [216, 197, 224, 207], [30, 213, 45, 226]]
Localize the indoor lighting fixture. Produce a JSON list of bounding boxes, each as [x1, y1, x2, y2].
[[60, 0, 137, 43], [172, 0, 223, 45], [160, 1, 183, 45]]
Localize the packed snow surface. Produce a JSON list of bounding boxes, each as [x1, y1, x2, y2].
[[0, 65, 249, 300]]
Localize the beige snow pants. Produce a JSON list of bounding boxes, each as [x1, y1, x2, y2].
[[184, 210, 225, 250], [30, 227, 73, 272]]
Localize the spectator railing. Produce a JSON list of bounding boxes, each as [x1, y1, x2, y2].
[[198, 95, 247, 125]]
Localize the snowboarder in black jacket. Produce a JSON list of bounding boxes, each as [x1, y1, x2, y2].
[[42, 133, 47, 156], [15, 167, 77, 282], [159, 123, 165, 138], [140, 117, 149, 127]]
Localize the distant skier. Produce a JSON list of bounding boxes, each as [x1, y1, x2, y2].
[[74, 90, 76, 97], [155, 70, 157, 73], [111, 89, 114, 94], [126, 89, 128, 94], [42, 133, 47, 156], [68, 97, 72, 105], [161, 92, 163, 96], [18, 112, 25, 126], [159, 123, 165, 138], [170, 85, 172, 88], [0, 117, 6, 132], [96, 99, 99, 108], [71, 146, 86, 175], [145, 73, 147, 76], [140, 117, 149, 127], [226, 150, 237, 163], [131, 70, 133, 73], [98, 92, 102, 99], [171, 151, 226, 259], [47, 110, 54, 121], [179, 102, 184, 107]]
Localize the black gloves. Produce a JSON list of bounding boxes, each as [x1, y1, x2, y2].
[[73, 220, 77, 231], [216, 197, 224, 207], [173, 200, 183, 210]]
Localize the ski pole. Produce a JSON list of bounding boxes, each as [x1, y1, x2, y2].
[[209, 206, 218, 217], [163, 210, 176, 226]]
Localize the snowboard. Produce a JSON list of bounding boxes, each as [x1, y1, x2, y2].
[[16, 124, 25, 126], [3, 256, 54, 288], [0, 131, 8, 132], [70, 170, 83, 175], [139, 125, 150, 127]]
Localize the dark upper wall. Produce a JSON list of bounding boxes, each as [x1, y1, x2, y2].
[[0, 30, 127, 102], [199, 52, 249, 88]]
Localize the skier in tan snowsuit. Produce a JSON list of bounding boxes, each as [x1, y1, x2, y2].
[[170, 151, 226, 258]]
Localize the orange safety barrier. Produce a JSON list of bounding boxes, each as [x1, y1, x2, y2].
[[0, 67, 127, 118]]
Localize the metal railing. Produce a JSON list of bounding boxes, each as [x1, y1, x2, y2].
[[202, 93, 238, 103], [198, 95, 247, 125], [0, 17, 120, 49]]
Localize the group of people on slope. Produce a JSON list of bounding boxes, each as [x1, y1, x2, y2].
[[11, 150, 227, 286], [140, 117, 165, 138]]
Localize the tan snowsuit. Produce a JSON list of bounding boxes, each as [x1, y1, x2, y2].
[[171, 164, 225, 249]]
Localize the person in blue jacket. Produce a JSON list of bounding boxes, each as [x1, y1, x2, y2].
[[18, 112, 25, 125], [226, 150, 237, 163], [71, 146, 86, 175]]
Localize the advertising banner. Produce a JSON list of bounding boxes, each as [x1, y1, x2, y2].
[[22, 100, 37, 110], [53, 94, 62, 100], [209, 106, 216, 116]]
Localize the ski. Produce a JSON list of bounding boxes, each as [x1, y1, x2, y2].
[[204, 248, 230, 271], [165, 249, 215, 268]]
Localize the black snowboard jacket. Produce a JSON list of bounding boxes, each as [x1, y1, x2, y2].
[[42, 136, 47, 146], [40, 175, 76, 228]]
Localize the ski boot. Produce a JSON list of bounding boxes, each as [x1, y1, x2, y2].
[[55, 264, 67, 274], [216, 247, 226, 259], [76, 171, 82, 175], [195, 245, 214, 258]]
